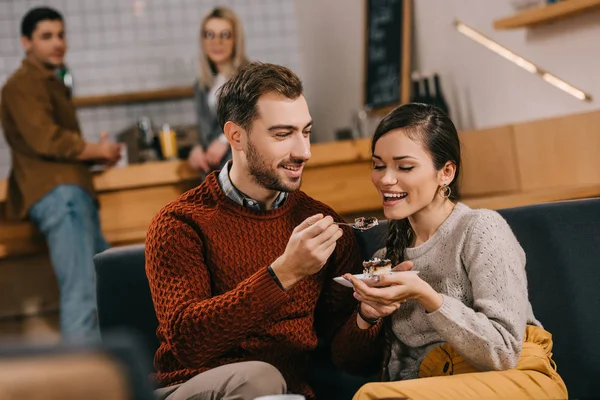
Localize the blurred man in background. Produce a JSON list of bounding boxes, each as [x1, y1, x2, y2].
[[0, 7, 121, 339]]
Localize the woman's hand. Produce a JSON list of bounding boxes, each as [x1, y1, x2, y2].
[[188, 145, 209, 172], [345, 261, 444, 316], [206, 139, 230, 168]]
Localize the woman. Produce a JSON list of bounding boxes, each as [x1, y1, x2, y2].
[[188, 7, 249, 172], [346, 104, 567, 400]]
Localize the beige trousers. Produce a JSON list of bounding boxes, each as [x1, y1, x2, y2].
[[353, 326, 568, 400], [155, 361, 287, 400]]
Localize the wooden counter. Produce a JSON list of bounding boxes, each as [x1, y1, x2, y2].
[[1, 109, 600, 319], [302, 109, 600, 214], [0, 140, 371, 260], [0, 161, 202, 260], [2, 110, 600, 259]]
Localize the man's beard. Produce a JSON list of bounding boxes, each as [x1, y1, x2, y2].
[[246, 138, 302, 193], [29, 50, 63, 69], [43, 60, 60, 69]]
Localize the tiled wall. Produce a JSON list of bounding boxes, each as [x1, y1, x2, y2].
[[0, 0, 301, 178]]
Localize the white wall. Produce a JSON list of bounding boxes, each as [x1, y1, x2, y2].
[[2, 0, 598, 168], [0, 0, 301, 179], [413, 0, 600, 131], [295, 0, 600, 136], [295, 0, 364, 142]]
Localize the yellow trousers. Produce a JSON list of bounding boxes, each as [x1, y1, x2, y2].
[[353, 326, 568, 400]]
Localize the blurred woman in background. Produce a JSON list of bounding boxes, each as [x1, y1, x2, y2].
[[188, 7, 249, 172]]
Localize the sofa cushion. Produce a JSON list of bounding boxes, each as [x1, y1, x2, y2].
[[94, 244, 159, 361], [498, 198, 600, 399]]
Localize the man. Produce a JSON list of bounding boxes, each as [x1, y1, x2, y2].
[[146, 62, 384, 400], [0, 7, 121, 338]]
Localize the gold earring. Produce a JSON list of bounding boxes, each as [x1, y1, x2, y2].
[[440, 184, 451, 199]]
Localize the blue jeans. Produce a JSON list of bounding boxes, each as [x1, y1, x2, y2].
[[29, 184, 109, 339]]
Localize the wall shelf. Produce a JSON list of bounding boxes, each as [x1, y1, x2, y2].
[[73, 86, 194, 107], [494, 0, 600, 29]]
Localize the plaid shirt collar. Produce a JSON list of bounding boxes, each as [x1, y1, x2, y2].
[[218, 161, 287, 211]]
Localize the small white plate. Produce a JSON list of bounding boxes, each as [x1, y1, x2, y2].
[[334, 271, 419, 288]]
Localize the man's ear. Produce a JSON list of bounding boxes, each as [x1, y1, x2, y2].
[[223, 121, 244, 151], [20, 36, 32, 53]]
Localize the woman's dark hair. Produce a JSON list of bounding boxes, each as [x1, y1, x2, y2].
[[21, 7, 63, 39], [371, 103, 461, 265]]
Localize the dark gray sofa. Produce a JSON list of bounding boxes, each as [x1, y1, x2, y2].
[[94, 198, 600, 399]]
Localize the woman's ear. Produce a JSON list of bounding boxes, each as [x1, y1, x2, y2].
[[438, 161, 457, 186], [223, 121, 244, 151]]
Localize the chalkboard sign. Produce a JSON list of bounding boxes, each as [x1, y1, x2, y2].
[[364, 0, 412, 112]]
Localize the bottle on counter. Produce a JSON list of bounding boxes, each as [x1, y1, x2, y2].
[[158, 124, 178, 161], [137, 116, 159, 162], [422, 75, 433, 105], [432, 73, 450, 116], [410, 71, 422, 103]]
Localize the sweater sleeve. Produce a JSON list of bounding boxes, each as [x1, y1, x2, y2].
[[425, 211, 529, 371], [194, 82, 222, 148], [145, 208, 290, 368], [316, 216, 384, 375]]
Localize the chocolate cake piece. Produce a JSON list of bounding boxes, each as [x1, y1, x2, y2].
[[354, 216, 379, 231], [362, 257, 392, 278]]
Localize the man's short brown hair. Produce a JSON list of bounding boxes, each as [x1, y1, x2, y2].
[[217, 62, 303, 132]]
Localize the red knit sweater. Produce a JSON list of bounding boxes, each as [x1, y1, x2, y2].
[[145, 173, 382, 398]]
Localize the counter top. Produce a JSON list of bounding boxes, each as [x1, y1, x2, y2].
[[2, 115, 600, 260], [0, 159, 202, 203], [0, 160, 203, 259], [0, 138, 372, 203]]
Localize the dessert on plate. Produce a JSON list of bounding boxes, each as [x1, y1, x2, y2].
[[362, 257, 392, 278]]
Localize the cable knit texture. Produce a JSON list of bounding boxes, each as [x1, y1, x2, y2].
[[145, 172, 382, 399], [384, 202, 541, 381]]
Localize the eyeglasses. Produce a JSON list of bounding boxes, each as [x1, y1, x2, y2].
[[203, 30, 232, 41]]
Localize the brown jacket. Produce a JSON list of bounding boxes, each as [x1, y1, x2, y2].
[[0, 59, 95, 219]]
